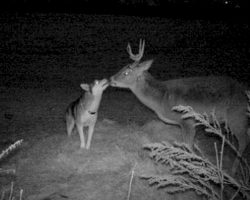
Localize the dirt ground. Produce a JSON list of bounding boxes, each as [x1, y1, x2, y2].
[[0, 13, 250, 200]]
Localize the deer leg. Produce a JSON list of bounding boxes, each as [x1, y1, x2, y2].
[[181, 119, 197, 149], [157, 113, 180, 127], [231, 131, 249, 175]]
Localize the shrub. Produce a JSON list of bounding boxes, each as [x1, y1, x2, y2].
[[0, 139, 23, 200], [141, 105, 250, 200]]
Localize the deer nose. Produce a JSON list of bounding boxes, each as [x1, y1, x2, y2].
[[109, 77, 115, 86], [109, 76, 113, 82]]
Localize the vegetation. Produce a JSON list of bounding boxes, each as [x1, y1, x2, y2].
[[141, 104, 250, 199], [0, 140, 23, 200]]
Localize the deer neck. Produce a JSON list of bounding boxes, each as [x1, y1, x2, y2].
[[130, 72, 180, 126], [131, 72, 166, 111]]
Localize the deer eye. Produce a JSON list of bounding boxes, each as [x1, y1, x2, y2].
[[123, 67, 133, 76]]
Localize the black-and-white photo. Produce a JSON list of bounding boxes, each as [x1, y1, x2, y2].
[[0, 1, 249, 200]]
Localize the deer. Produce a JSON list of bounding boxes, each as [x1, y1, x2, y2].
[[66, 79, 109, 149], [110, 39, 249, 173]]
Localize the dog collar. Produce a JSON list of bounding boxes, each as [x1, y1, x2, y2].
[[88, 111, 96, 115]]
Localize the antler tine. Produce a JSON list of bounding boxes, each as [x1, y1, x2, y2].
[[126, 42, 134, 60], [139, 39, 145, 58], [127, 39, 145, 62]]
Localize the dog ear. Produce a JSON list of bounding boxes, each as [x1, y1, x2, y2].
[[80, 83, 90, 91]]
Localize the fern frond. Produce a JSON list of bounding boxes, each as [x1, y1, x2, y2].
[[173, 105, 249, 175], [246, 90, 250, 117], [0, 139, 23, 161], [143, 141, 250, 199], [141, 174, 220, 199]]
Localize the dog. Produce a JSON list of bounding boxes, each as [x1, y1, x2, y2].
[[66, 79, 109, 149]]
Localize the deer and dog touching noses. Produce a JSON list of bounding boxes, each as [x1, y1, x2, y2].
[[66, 39, 249, 174]]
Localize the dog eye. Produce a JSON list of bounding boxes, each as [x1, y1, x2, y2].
[[124, 71, 129, 76], [94, 80, 99, 85]]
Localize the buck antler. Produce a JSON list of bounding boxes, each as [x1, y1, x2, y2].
[[127, 39, 145, 62]]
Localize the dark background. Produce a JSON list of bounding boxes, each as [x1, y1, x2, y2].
[[1, 0, 249, 85], [1, 0, 250, 18], [1, 1, 250, 199]]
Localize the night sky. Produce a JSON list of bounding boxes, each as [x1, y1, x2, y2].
[[1, 0, 249, 17]]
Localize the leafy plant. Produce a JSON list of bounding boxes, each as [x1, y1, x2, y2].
[[246, 91, 250, 118], [141, 105, 250, 200], [0, 139, 23, 200]]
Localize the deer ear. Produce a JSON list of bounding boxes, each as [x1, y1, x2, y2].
[[80, 83, 90, 91], [138, 59, 153, 73]]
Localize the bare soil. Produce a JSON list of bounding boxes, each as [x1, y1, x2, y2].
[[0, 13, 250, 200]]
